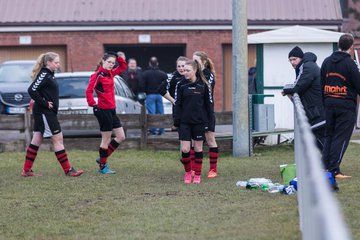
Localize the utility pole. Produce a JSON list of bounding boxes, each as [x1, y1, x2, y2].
[[232, 0, 250, 157]]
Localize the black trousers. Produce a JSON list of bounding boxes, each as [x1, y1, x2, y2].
[[322, 107, 356, 175], [312, 126, 325, 152]]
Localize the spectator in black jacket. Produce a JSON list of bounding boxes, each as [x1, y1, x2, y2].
[[320, 34, 360, 179], [282, 46, 326, 151], [123, 58, 143, 96], [141, 56, 168, 135]]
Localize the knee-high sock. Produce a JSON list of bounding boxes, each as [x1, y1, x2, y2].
[[23, 144, 39, 172], [209, 147, 219, 171], [55, 149, 71, 173], [181, 151, 191, 172], [107, 139, 120, 157], [99, 148, 108, 168], [194, 151, 203, 176], [190, 147, 195, 170]]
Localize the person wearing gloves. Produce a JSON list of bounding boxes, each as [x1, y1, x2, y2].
[[282, 46, 326, 151], [86, 52, 127, 174]]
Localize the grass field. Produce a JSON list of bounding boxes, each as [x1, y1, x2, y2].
[[1, 143, 359, 240]]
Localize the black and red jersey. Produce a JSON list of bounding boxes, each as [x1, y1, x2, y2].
[[86, 56, 127, 109]]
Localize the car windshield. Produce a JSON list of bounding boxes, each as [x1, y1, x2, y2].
[[0, 63, 33, 83], [57, 77, 90, 98]]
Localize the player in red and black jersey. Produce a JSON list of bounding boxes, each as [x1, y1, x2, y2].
[[22, 52, 84, 177], [86, 52, 127, 174]]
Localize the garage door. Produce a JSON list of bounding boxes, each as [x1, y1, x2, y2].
[[0, 46, 67, 71], [223, 44, 256, 111]]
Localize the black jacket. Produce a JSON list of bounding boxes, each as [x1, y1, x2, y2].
[[203, 68, 215, 93], [158, 70, 184, 97], [123, 68, 143, 95], [173, 78, 213, 127], [141, 67, 168, 94], [28, 68, 59, 114], [283, 52, 325, 126], [321, 51, 360, 109]]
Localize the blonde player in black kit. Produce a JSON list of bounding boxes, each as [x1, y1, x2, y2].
[[193, 51, 219, 178], [173, 60, 213, 184], [22, 52, 84, 177]]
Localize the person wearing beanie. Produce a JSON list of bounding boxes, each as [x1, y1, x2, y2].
[[288, 46, 304, 59], [282, 46, 326, 152]]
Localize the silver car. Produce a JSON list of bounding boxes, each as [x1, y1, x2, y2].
[[55, 72, 143, 115]]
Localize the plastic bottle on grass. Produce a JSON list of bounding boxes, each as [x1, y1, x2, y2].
[[236, 181, 248, 187], [261, 183, 284, 193], [246, 182, 259, 190]]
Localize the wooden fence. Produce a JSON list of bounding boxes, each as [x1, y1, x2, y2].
[[0, 108, 233, 152]]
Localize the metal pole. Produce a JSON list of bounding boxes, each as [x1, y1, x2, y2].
[[232, 0, 250, 157]]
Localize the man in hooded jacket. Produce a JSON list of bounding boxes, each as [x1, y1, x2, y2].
[[282, 46, 326, 151], [320, 34, 360, 179]]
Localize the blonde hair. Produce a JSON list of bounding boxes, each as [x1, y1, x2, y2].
[[193, 51, 216, 78], [31, 52, 59, 81]]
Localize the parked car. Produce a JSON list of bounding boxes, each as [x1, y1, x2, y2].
[[55, 72, 143, 115], [0, 60, 35, 114]]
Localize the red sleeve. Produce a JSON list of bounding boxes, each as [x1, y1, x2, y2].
[[111, 56, 127, 76], [86, 73, 98, 107]]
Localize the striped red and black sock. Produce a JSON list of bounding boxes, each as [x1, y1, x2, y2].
[[107, 139, 120, 157], [181, 151, 191, 172], [190, 146, 195, 170], [23, 144, 39, 172], [209, 147, 219, 171], [99, 148, 108, 169], [194, 151, 203, 176], [55, 149, 71, 174]]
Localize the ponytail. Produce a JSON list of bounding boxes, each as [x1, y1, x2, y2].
[[31, 52, 59, 81], [193, 51, 216, 78]]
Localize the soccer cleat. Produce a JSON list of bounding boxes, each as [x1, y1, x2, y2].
[[66, 167, 84, 177], [184, 171, 192, 184], [335, 173, 352, 179], [207, 169, 217, 178], [98, 165, 116, 174], [21, 170, 41, 177], [96, 157, 100, 165], [193, 175, 201, 184]]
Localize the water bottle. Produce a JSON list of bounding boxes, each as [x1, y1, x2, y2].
[[236, 181, 248, 187], [261, 183, 283, 193], [246, 182, 260, 190]]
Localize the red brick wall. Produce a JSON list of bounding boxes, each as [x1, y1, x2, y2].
[[0, 30, 232, 111]]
